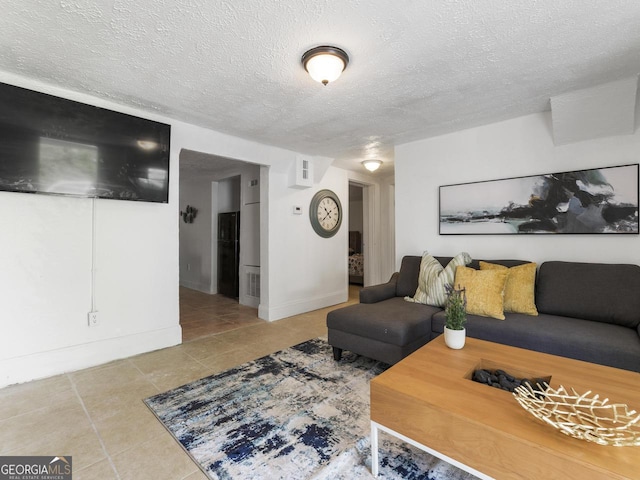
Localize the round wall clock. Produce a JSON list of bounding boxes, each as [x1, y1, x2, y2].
[[309, 189, 342, 238]]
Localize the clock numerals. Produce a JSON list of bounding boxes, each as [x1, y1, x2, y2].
[[310, 190, 342, 238], [318, 198, 338, 230]]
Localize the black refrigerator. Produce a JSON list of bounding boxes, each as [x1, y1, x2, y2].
[[218, 211, 240, 298]]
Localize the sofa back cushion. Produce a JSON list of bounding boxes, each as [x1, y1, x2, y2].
[[435, 257, 530, 270], [536, 261, 640, 329], [396, 255, 529, 298], [396, 256, 423, 297]]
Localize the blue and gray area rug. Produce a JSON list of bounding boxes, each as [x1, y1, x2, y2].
[[144, 338, 476, 479]]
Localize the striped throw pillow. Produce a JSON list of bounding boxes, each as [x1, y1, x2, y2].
[[405, 251, 472, 307]]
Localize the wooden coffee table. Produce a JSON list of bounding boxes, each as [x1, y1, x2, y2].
[[370, 336, 640, 479]]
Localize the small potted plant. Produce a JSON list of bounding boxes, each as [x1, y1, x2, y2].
[[444, 284, 467, 349]]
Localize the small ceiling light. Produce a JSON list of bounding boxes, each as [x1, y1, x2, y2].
[[362, 160, 382, 172], [302, 46, 349, 86]]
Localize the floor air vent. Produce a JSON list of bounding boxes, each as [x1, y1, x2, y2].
[[247, 271, 260, 298]]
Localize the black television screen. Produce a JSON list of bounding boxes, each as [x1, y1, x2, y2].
[[0, 82, 170, 203]]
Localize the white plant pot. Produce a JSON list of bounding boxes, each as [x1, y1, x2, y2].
[[444, 326, 466, 349]]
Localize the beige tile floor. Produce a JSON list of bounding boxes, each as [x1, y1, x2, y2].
[[0, 286, 360, 480]]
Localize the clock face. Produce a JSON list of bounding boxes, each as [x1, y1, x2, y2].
[[317, 197, 340, 231], [310, 189, 342, 238]]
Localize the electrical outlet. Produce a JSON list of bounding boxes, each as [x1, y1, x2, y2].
[[88, 311, 99, 327]]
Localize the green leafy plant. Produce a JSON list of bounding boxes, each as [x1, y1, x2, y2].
[[444, 283, 467, 330]]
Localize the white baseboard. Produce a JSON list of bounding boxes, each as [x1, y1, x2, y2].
[[259, 290, 347, 321], [241, 295, 260, 308], [180, 279, 214, 294], [0, 325, 182, 389]]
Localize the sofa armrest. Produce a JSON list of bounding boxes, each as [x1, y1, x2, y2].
[[359, 272, 399, 303]]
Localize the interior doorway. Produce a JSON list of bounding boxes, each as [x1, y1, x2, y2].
[[178, 150, 265, 340], [347, 175, 395, 287], [348, 183, 365, 285], [178, 150, 261, 309]]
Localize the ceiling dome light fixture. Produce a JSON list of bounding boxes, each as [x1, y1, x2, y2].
[[362, 159, 382, 172], [302, 46, 349, 86]]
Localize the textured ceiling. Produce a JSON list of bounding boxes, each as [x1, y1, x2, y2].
[[1, 1, 640, 176]]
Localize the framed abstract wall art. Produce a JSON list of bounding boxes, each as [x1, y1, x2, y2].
[[439, 164, 639, 235]]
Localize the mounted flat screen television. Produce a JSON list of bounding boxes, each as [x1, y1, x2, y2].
[[0, 82, 170, 203]]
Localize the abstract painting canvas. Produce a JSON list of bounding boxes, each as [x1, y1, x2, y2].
[[439, 164, 639, 235]]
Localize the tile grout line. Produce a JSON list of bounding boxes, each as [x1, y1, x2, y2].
[[67, 373, 122, 480], [128, 359, 166, 393], [183, 350, 215, 370]]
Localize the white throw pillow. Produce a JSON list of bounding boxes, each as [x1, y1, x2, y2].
[[405, 251, 472, 307]]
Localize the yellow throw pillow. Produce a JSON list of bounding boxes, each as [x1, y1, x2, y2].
[[480, 262, 538, 316], [453, 266, 508, 320]]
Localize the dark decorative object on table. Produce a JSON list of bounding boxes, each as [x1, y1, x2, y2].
[[180, 205, 198, 223], [472, 368, 548, 393]]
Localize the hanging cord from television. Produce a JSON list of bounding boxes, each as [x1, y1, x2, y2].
[[90, 197, 97, 313]]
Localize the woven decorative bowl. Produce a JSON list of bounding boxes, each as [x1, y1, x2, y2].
[[513, 383, 640, 447]]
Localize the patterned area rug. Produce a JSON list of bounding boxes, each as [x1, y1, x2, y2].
[[144, 338, 477, 479]]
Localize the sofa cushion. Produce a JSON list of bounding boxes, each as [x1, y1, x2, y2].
[[327, 297, 439, 347], [436, 257, 531, 270], [454, 266, 508, 320], [359, 273, 398, 304], [432, 311, 640, 372], [396, 255, 525, 298], [396, 255, 460, 299], [406, 251, 471, 306], [396, 256, 422, 297], [480, 261, 538, 316], [536, 261, 640, 329]]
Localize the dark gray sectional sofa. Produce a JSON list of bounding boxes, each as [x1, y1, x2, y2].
[[327, 255, 640, 372]]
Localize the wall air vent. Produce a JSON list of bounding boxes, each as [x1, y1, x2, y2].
[[289, 155, 313, 189], [247, 271, 260, 298]]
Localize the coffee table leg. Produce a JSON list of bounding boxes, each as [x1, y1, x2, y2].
[[371, 421, 379, 477]]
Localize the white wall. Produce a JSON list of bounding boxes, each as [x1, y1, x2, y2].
[[242, 178, 261, 267], [179, 178, 215, 292], [395, 112, 640, 267], [0, 73, 350, 387], [218, 176, 240, 213], [171, 122, 350, 321], [380, 178, 396, 281], [261, 166, 349, 319], [0, 73, 182, 388]]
